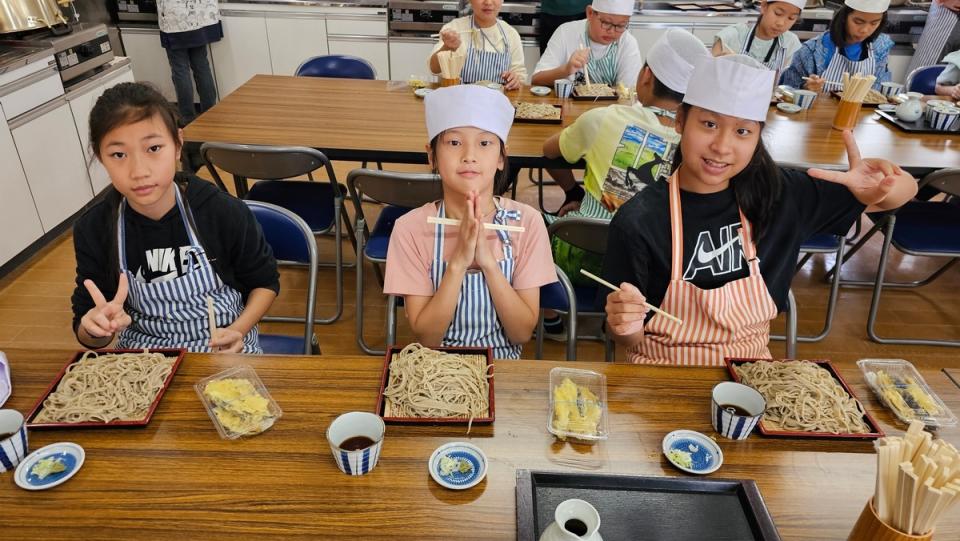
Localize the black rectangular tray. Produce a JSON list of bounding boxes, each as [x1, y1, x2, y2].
[[516, 470, 781, 541], [876, 110, 960, 134]]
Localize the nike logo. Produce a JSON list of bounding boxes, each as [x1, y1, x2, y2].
[[696, 235, 742, 265]]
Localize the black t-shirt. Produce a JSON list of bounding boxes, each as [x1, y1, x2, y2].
[[71, 174, 280, 332], [601, 168, 866, 314]]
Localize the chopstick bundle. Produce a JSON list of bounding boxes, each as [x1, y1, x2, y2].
[[872, 421, 960, 535], [427, 216, 525, 233], [840, 72, 877, 103], [436, 50, 466, 80]]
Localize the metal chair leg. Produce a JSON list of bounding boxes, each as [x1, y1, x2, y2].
[[354, 216, 386, 355], [786, 289, 798, 358], [386, 294, 398, 349]]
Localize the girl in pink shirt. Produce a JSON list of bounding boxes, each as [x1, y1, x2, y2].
[[383, 85, 557, 359]]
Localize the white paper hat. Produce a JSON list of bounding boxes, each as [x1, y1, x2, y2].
[[646, 29, 709, 94], [844, 0, 890, 13], [591, 0, 635, 16], [424, 85, 515, 142], [683, 55, 775, 122], [769, 0, 806, 11]]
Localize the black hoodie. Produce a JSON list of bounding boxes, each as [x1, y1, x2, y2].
[[71, 174, 280, 333]]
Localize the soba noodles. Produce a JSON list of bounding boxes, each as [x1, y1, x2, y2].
[[733, 360, 871, 434], [383, 343, 491, 431], [34, 350, 174, 423]]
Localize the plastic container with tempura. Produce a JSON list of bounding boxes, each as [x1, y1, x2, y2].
[[547, 367, 609, 442]]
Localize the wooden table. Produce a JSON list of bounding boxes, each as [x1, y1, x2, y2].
[[2, 350, 959, 539], [183, 76, 957, 173]]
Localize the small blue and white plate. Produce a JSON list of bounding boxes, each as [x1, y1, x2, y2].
[[414, 88, 434, 98], [429, 441, 487, 490], [776, 102, 802, 114], [14, 442, 85, 490], [530, 86, 551, 96], [662, 430, 722, 475], [878, 103, 897, 112]]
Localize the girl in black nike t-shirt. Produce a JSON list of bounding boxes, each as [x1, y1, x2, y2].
[[600, 54, 917, 365]]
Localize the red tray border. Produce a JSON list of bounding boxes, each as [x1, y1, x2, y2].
[[376, 345, 495, 424], [725, 357, 884, 440], [25, 348, 186, 429]]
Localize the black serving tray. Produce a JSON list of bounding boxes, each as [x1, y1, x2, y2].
[[516, 470, 781, 541], [876, 110, 960, 134]]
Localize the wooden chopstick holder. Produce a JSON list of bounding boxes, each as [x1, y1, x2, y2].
[[579, 269, 683, 326]]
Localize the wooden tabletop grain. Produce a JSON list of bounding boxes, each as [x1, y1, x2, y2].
[[182, 76, 958, 171], [1, 350, 958, 539]]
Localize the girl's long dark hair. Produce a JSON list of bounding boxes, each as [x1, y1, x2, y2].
[[671, 104, 782, 242], [829, 5, 887, 50], [89, 82, 184, 285], [428, 131, 511, 195]]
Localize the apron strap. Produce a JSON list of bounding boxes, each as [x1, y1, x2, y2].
[[117, 184, 199, 272], [743, 23, 779, 65]]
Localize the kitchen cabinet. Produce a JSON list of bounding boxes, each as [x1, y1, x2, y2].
[[326, 10, 390, 80], [522, 41, 539, 83], [389, 37, 435, 82], [119, 26, 185, 103], [328, 35, 389, 80], [210, 12, 272, 98], [67, 60, 136, 195], [0, 103, 44, 268], [265, 15, 328, 76], [10, 99, 93, 233]]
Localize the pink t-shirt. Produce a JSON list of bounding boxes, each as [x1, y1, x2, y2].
[[383, 198, 557, 296]]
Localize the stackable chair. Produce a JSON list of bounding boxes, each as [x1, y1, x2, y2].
[[546, 217, 616, 361], [904, 65, 947, 95], [295, 54, 376, 79], [346, 168, 444, 355], [536, 265, 578, 361], [201, 143, 352, 324], [244, 201, 319, 354]]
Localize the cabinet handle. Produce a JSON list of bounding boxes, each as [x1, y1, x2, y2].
[[0, 64, 59, 99], [329, 34, 387, 41], [7, 96, 67, 130]]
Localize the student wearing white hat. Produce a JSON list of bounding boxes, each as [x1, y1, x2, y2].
[[531, 0, 643, 89], [383, 86, 557, 359], [536, 29, 708, 339], [712, 0, 804, 78], [429, 0, 527, 89], [782, 0, 894, 92], [602, 54, 917, 366]]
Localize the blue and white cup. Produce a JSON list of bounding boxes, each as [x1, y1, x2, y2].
[[711, 382, 766, 440], [926, 100, 954, 123], [0, 409, 28, 472], [554, 79, 573, 99], [929, 106, 960, 131], [326, 411, 384, 476], [879, 82, 903, 98], [793, 89, 817, 110]]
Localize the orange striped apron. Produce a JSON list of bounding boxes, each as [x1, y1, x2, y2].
[[627, 173, 777, 366]]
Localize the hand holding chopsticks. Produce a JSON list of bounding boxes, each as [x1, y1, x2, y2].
[[580, 269, 683, 326], [578, 40, 592, 86]]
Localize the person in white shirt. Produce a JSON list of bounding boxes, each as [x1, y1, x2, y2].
[[531, 0, 643, 88], [713, 0, 804, 80], [429, 0, 527, 89]]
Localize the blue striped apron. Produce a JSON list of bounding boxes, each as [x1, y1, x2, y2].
[[116, 187, 261, 353], [430, 199, 521, 359], [581, 27, 620, 85], [906, 1, 959, 76], [460, 19, 511, 84], [821, 40, 877, 92]]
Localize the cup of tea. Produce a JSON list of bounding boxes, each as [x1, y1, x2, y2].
[[711, 382, 765, 440], [326, 411, 385, 476], [0, 409, 29, 473], [554, 79, 573, 99], [879, 81, 904, 98], [549, 498, 600, 540], [792, 89, 817, 110]]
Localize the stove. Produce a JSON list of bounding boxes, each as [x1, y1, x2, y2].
[[13, 23, 114, 84]]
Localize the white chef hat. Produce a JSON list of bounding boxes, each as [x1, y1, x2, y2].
[[645, 29, 709, 94], [683, 54, 775, 122], [591, 0, 635, 17], [844, 0, 890, 13], [769, 0, 806, 11], [424, 85, 515, 143]]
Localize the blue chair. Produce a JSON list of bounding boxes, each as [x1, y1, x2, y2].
[[346, 168, 444, 355], [244, 201, 319, 355], [547, 217, 616, 361], [536, 265, 578, 361], [905, 64, 947, 95], [295, 55, 376, 79], [201, 143, 353, 325], [865, 169, 960, 346]]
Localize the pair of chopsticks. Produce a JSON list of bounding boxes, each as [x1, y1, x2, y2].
[[802, 76, 841, 86], [430, 29, 475, 38], [873, 420, 960, 535], [427, 216, 525, 233], [579, 270, 683, 325], [578, 41, 592, 86]]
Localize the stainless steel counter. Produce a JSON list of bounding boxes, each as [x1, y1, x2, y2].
[[0, 42, 55, 75]]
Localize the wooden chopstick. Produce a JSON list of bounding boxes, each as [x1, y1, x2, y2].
[[427, 216, 525, 232], [579, 269, 683, 325], [579, 40, 592, 86], [430, 29, 475, 38]]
